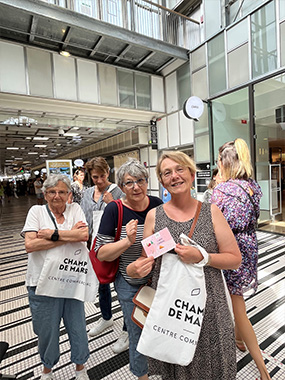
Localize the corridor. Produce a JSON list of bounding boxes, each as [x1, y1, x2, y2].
[[1, 195, 284, 380]]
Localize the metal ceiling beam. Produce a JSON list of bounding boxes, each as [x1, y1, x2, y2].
[[89, 36, 105, 57], [114, 44, 132, 63], [136, 51, 156, 68], [61, 26, 72, 50], [29, 15, 38, 43], [0, 0, 188, 60]]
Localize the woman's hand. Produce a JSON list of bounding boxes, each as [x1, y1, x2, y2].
[[71, 221, 88, 230], [125, 219, 138, 246], [103, 191, 113, 204], [175, 244, 203, 264], [127, 256, 155, 278]]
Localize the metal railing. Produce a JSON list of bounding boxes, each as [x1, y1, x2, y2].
[[40, 0, 201, 50]]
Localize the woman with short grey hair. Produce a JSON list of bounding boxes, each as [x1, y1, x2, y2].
[[21, 174, 90, 380], [95, 159, 162, 380], [42, 174, 71, 194]]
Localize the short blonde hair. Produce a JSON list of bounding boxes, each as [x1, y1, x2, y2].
[[156, 151, 196, 182], [218, 138, 252, 180]]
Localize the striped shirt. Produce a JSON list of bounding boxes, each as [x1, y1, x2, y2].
[[95, 195, 163, 285]]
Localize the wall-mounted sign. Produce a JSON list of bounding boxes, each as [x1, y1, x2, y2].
[[46, 160, 73, 180], [183, 96, 204, 120]]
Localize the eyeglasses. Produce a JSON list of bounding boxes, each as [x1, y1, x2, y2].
[[122, 178, 148, 189], [46, 190, 69, 196], [160, 166, 187, 179]]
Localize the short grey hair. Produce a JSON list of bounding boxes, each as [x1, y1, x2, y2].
[[116, 159, 148, 187], [42, 174, 71, 193]]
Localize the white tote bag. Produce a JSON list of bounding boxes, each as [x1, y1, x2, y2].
[[36, 242, 99, 302], [91, 184, 118, 245], [137, 251, 207, 366]]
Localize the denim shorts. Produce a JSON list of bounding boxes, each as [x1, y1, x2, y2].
[[28, 286, 89, 368], [115, 272, 148, 377]]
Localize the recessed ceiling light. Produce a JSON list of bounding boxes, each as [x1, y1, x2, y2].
[[28, 152, 38, 155], [7, 147, 19, 150], [33, 137, 49, 141], [59, 51, 71, 57], [34, 144, 47, 148], [40, 154, 48, 157], [64, 133, 79, 137]]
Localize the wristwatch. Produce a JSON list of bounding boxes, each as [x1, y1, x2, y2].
[[51, 229, 59, 241]]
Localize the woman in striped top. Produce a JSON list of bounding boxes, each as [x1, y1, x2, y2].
[[96, 159, 162, 380]]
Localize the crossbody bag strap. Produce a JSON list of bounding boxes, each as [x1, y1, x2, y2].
[[114, 199, 123, 241], [232, 181, 257, 219], [45, 204, 58, 230], [188, 201, 202, 239]]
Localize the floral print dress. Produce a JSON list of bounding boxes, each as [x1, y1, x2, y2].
[[211, 178, 262, 296]]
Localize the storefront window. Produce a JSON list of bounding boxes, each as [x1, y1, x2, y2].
[[208, 33, 226, 96], [212, 88, 250, 162], [251, 1, 277, 78]]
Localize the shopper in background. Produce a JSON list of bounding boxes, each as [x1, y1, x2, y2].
[[80, 157, 128, 354], [96, 159, 163, 380], [211, 138, 270, 380], [34, 175, 44, 205], [68, 168, 87, 204], [203, 168, 223, 203]]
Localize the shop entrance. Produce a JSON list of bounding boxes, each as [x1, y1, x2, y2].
[[255, 73, 285, 234]]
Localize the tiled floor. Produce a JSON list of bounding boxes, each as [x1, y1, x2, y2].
[[1, 195, 284, 379]]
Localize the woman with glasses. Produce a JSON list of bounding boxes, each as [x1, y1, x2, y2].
[[211, 139, 270, 380], [21, 174, 90, 380], [80, 157, 127, 353], [127, 151, 241, 380], [96, 159, 163, 380]]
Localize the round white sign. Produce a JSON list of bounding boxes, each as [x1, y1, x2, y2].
[[183, 96, 204, 120], [74, 159, 84, 167]]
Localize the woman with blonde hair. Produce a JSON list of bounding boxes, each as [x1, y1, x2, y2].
[[212, 138, 270, 380], [128, 151, 241, 380]]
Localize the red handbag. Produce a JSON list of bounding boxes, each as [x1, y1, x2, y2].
[[89, 199, 123, 284]]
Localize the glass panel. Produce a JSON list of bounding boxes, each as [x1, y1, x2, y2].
[[192, 67, 208, 100], [101, 0, 123, 27], [254, 73, 285, 223], [135, 73, 151, 110], [208, 33, 226, 96], [194, 106, 209, 135], [177, 63, 191, 109], [118, 69, 134, 108], [251, 1, 277, 79], [195, 134, 210, 162], [228, 43, 249, 88], [212, 88, 250, 161], [281, 22, 285, 67], [227, 18, 248, 51], [204, 0, 222, 39], [227, 0, 267, 24], [191, 45, 206, 72], [98, 65, 118, 105], [281, 0, 285, 20]]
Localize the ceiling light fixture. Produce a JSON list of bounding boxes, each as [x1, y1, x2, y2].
[[34, 144, 47, 148], [3, 116, 37, 126], [59, 50, 71, 57], [33, 137, 49, 141], [7, 147, 19, 150]]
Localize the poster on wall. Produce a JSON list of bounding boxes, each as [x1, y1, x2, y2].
[[46, 160, 73, 180]]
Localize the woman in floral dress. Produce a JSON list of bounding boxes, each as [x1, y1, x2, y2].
[[211, 138, 270, 380]]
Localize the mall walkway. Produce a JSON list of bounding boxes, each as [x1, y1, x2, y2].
[[0, 195, 284, 380]]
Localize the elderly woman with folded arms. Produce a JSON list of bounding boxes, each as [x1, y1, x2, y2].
[[21, 174, 90, 380]]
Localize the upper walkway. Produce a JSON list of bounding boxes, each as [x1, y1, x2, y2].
[[0, 194, 284, 379]]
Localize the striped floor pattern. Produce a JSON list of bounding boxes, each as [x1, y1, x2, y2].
[[0, 196, 284, 379]]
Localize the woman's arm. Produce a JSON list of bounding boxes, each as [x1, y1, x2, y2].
[[126, 209, 156, 278], [97, 219, 138, 262], [37, 221, 89, 243], [25, 231, 66, 253]]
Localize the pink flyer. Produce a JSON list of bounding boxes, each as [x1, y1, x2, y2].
[[141, 227, 176, 258]]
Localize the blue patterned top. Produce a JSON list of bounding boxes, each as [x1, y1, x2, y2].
[[211, 178, 263, 296]]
